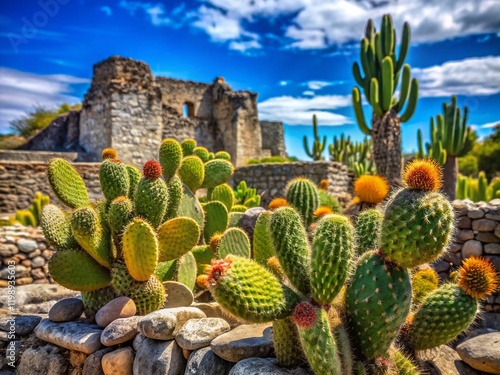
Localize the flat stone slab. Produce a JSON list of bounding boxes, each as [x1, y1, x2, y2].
[[228, 358, 311, 374], [35, 318, 103, 354], [457, 332, 500, 374], [211, 323, 273, 363], [175, 318, 231, 350]]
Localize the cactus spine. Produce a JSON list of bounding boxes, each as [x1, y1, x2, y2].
[[303, 114, 327, 161], [352, 15, 419, 186]]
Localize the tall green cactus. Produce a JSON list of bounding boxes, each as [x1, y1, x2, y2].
[[352, 14, 419, 186], [303, 114, 327, 161], [418, 96, 474, 199], [329, 135, 374, 177]]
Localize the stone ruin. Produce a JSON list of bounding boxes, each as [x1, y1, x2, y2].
[[20, 56, 286, 167]]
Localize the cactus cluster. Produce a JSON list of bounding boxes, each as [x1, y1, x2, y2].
[[233, 180, 261, 209], [303, 114, 327, 161], [41, 138, 240, 318], [205, 160, 498, 375], [457, 173, 500, 202], [417, 96, 474, 199], [7, 192, 50, 227], [329, 134, 375, 177]]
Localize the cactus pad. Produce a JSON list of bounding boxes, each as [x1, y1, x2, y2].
[[48, 158, 89, 208], [201, 159, 234, 189], [40, 204, 77, 251], [157, 217, 200, 261], [122, 218, 158, 281], [159, 138, 183, 180], [203, 201, 229, 243], [217, 228, 251, 259], [99, 159, 130, 203], [178, 155, 205, 192]]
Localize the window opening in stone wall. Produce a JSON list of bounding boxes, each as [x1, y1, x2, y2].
[[183, 102, 195, 118]]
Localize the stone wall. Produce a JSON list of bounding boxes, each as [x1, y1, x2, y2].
[[432, 199, 500, 312], [0, 226, 54, 287], [0, 162, 101, 213], [231, 161, 352, 207], [0, 151, 77, 162]]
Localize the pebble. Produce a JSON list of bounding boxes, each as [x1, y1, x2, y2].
[[228, 357, 310, 375], [176, 318, 231, 350], [138, 310, 177, 340], [31, 256, 45, 268], [49, 298, 85, 322], [467, 209, 485, 219], [485, 243, 500, 254], [456, 332, 500, 374], [101, 316, 140, 346], [35, 318, 103, 355], [163, 281, 194, 308], [133, 333, 146, 351], [185, 347, 234, 375], [17, 239, 38, 253], [83, 347, 114, 375], [95, 297, 137, 328], [0, 315, 41, 336], [133, 338, 186, 375], [102, 347, 134, 375], [456, 230, 474, 242], [211, 323, 274, 362]]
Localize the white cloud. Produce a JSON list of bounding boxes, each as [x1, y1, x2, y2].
[[258, 94, 352, 125], [279, 80, 289, 86], [413, 56, 500, 97], [229, 38, 261, 52], [479, 121, 499, 129], [100, 6, 112, 16], [0, 68, 88, 133], [119, 1, 171, 26], [196, 0, 500, 50], [302, 91, 315, 96], [306, 81, 332, 90]]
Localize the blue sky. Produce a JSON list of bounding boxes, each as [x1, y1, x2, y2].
[[0, 0, 499, 160]]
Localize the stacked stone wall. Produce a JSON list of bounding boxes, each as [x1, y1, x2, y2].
[[0, 161, 101, 213], [231, 161, 352, 207]]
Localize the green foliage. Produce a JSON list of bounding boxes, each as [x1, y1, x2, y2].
[[246, 156, 296, 165], [458, 154, 478, 176], [9, 192, 50, 227], [474, 124, 500, 179], [9, 103, 81, 137], [303, 114, 327, 161], [233, 180, 261, 209]]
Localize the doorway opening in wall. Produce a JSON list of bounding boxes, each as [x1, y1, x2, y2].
[[183, 102, 195, 118]]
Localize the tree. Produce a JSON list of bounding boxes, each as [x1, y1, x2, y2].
[[9, 103, 81, 137], [352, 15, 419, 187]]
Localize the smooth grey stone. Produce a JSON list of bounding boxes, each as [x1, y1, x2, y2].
[[163, 281, 194, 308], [0, 315, 41, 336], [35, 318, 103, 355], [49, 298, 84, 322], [176, 318, 230, 350], [210, 323, 273, 362], [228, 358, 310, 374], [101, 316, 140, 346], [133, 338, 186, 375], [17, 239, 37, 253], [82, 348, 114, 375], [184, 347, 233, 375], [456, 332, 500, 374]]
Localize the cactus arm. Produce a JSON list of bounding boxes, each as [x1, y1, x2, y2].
[[383, 14, 394, 56], [352, 87, 372, 135], [381, 57, 394, 112], [396, 22, 410, 72], [396, 64, 411, 112], [399, 78, 419, 122], [303, 136, 313, 158], [375, 33, 383, 65], [417, 129, 425, 159], [360, 38, 372, 78], [352, 62, 365, 87], [370, 78, 384, 117]]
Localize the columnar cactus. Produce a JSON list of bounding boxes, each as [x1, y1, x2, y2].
[[352, 14, 419, 186], [303, 114, 327, 161], [285, 177, 320, 227]]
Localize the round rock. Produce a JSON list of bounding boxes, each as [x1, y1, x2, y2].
[[17, 239, 38, 253], [210, 323, 273, 362], [185, 347, 234, 375], [228, 358, 310, 374], [138, 310, 177, 340], [461, 240, 483, 258], [133, 338, 186, 375], [176, 318, 231, 350], [163, 281, 194, 308], [101, 316, 140, 346], [102, 347, 134, 375], [0, 315, 42, 336], [49, 298, 84, 322], [456, 332, 500, 374], [95, 297, 137, 328]]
